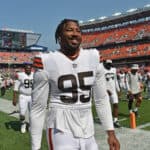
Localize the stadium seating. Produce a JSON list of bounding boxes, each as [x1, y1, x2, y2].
[[99, 43, 150, 60], [82, 20, 150, 48], [0, 51, 39, 64]]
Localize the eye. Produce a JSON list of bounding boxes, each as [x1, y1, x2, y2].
[[65, 27, 73, 32], [76, 29, 81, 33]]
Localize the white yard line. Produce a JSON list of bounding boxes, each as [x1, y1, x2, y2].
[[137, 122, 150, 129], [118, 118, 128, 122]]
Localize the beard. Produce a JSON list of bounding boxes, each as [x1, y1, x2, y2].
[[66, 45, 79, 55], [61, 41, 81, 56]]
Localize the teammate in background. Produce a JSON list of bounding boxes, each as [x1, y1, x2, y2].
[[103, 60, 121, 128], [30, 19, 120, 150], [142, 69, 148, 93], [126, 64, 143, 117], [0, 77, 6, 96], [117, 69, 127, 92], [146, 71, 150, 100], [12, 64, 33, 133], [142, 69, 150, 100], [117, 68, 128, 101]]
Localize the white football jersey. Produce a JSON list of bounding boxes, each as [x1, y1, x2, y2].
[[126, 72, 142, 94], [147, 72, 150, 87], [118, 73, 126, 89], [14, 72, 33, 95], [103, 66, 120, 92], [30, 48, 114, 149]]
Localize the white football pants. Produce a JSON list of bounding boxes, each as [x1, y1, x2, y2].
[[47, 128, 99, 150]]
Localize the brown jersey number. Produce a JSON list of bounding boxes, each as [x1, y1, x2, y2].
[[58, 71, 93, 103]]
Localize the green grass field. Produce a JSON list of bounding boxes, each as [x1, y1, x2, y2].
[[0, 111, 48, 150], [118, 100, 150, 128], [0, 87, 14, 100], [92, 91, 150, 130], [0, 88, 150, 150]]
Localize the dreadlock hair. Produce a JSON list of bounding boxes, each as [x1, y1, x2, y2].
[[55, 19, 80, 44]]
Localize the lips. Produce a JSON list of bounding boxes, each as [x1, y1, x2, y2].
[[69, 37, 80, 45], [71, 39, 79, 45]]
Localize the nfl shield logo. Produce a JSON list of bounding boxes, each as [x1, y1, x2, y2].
[[72, 63, 77, 68]]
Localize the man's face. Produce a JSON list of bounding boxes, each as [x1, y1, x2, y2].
[[60, 21, 82, 52], [131, 69, 137, 74], [104, 63, 112, 70], [25, 65, 32, 75]]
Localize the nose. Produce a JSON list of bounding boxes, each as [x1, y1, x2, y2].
[[72, 30, 80, 36], [71, 28, 81, 35]]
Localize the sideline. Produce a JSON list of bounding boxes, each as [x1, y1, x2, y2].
[[0, 98, 19, 118]]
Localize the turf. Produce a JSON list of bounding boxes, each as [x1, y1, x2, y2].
[[0, 111, 48, 150]]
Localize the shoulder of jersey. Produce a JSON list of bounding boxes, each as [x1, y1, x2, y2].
[[81, 48, 98, 55], [31, 72, 34, 76], [81, 48, 99, 61], [15, 72, 23, 80], [112, 67, 117, 72], [14, 72, 19, 80], [33, 51, 53, 69]]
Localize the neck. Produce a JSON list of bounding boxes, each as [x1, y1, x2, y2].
[[60, 48, 80, 60]]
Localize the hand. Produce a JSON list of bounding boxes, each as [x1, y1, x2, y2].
[[107, 131, 120, 150], [140, 83, 143, 90], [117, 91, 121, 97], [128, 90, 132, 95], [12, 99, 17, 106]]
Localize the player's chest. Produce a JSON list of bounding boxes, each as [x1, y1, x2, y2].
[[19, 75, 33, 85], [48, 61, 96, 87], [105, 71, 115, 81]]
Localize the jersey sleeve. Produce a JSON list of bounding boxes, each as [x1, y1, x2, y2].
[[30, 56, 50, 150], [13, 73, 20, 91], [93, 63, 114, 131], [33, 55, 44, 69], [114, 68, 120, 92], [125, 73, 131, 91]]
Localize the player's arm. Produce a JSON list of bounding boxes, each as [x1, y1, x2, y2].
[[125, 73, 132, 94], [93, 63, 120, 150], [114, 69, 120, 93], [12, 74, 20, 106], [30, 56, 50, 150], [12, 90, 18, 106], [138, 73, 144, 91]]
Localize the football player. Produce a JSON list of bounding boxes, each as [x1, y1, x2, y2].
[[117, 69, 126, 91], [103, 60, 121, 128], [13, 64, 33, 133], [30, 19, 120, 150], [126, 64, 143, 117]]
